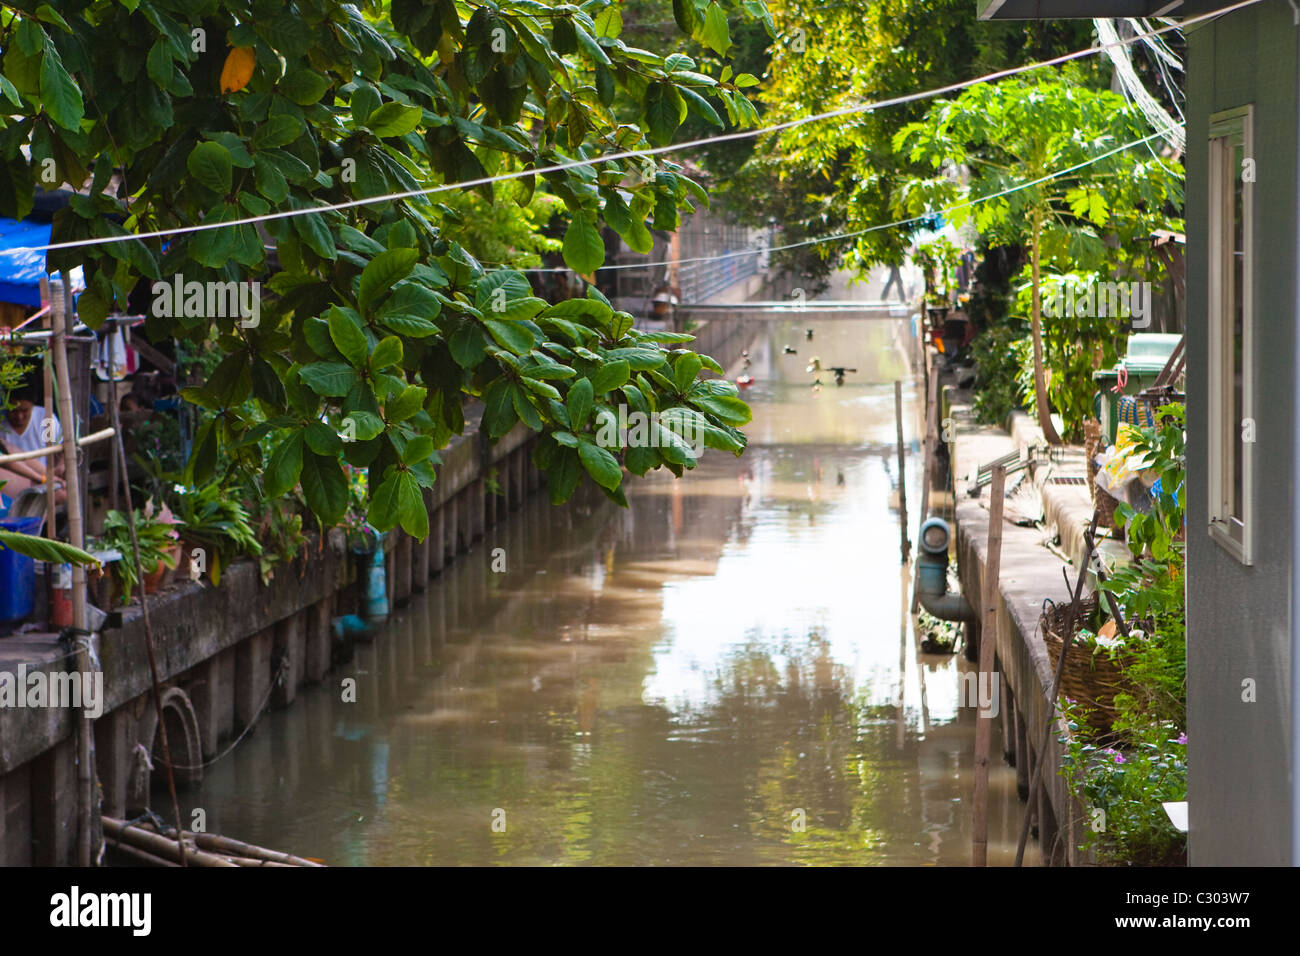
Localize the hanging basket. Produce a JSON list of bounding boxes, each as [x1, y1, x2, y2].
[[1084, 419, 1125, 542], [1094, 489, 1124, 540], [1039, 594, 1134, 735]]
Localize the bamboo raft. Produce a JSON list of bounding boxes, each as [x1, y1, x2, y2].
[[103, 816, 326, 868]]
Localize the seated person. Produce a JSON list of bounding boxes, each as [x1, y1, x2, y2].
[[0, 386, 65, 503]]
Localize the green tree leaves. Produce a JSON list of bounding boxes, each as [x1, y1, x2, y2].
[[299, 362, 358, 397], [562, 214, 604, 273], [578, 439, 621, 490], [38, 43, 82, 131], [645, 82, 686, 146], [0, 531, 98, 567], [328, 306, 369, 367], [358, 248, 418, 314], [187, 142, 233, 194], [266, 432, 305, 498], [702, 2, 732, 56], [367, 102, 422, 137], [2, 0, 766, 541], [369, 468, 428, 538], [566, 377, 594, 431], [279, 69, 332, 106], [590, 359, 630, 394], [893, 73, 1183, 442]]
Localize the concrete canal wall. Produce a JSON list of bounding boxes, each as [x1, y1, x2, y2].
[[0, 314, 752, 866], [944, 391, 1101, 866]]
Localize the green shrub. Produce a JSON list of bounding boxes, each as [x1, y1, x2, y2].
[[1061, 696, 1187, 866], [970, 322, 1029, 426]]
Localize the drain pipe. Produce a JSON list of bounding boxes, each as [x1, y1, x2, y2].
[[365, 532, 389, 623], [350, 529, 388, 624], [915, 518, 975, 621]]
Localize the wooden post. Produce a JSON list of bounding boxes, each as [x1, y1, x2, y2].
[[104, 309, 188, 867], [912, 351, 939, 612], [50, 279, 95, 867], [972, 463, 1006, 867], [896, 560, 909, 751], [1015, 511, 1102, 867], [894, 380, 909, 564]]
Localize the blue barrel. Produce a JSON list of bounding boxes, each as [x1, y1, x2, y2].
[[0, 515, 43, 624]]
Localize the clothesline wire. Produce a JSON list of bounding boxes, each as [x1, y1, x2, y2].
[[517, 124, 1181, 274], [10, 0, 1253, 256]]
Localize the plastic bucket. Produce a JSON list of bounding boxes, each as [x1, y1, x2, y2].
[[0, 515, 43, 624]]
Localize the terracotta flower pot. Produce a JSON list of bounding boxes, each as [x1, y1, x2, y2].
[[142, 557, 168, 594], [161, 546, 184, 582]]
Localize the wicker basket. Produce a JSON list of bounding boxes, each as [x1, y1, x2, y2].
[[1095, 489, 1124, 539], [1084, 419, 1124, 541], [1039, 594, 1134, 735], [1083, 419, 1101, 490]]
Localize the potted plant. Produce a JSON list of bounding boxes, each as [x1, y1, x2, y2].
[[172, 480, 261, 586], [143, 497, 184, 585], [93, 509, 180, 605], [916, 236, 961, 319], [250, 493, 306, 585]]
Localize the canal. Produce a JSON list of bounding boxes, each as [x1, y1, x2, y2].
[[183, 315, 1031, 865]]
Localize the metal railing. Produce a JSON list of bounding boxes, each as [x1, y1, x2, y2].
[[678, 248, 760, 304]]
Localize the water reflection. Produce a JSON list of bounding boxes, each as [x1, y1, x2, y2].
[[186, 317, 1031, 865]]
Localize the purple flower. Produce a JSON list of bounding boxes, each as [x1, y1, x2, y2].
[[1176, 733, 1187, 745], [1112, 753, 1126, 765]]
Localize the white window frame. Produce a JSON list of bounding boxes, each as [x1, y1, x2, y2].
[[1207, 105, 1253, 565]]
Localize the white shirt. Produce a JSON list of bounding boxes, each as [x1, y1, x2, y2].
[[1, 406, 62, 453]]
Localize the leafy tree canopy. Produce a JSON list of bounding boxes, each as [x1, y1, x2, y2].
[[893, 72, 1184, 442], [0, 0, 772, 537], [723, 0, 1095, 289]]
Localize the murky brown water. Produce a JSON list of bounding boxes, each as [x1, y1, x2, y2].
[[185, 316, 1032, 865]]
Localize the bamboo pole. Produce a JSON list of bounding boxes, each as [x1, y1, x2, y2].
[[164, 825, 324, 866], [51, 278, 94, 867], [1015, 511, 1102, 867], [39, 278, 56, 546], [104, 816, 325, 866], [104, 327, 188, 867], [102, 818, 236, 868], [227, 856, 295, 867], [894, 380, 909, 564], [0, 427, 116, 466], [106, 840, 181, 868], [972, 464, 1006, 867]]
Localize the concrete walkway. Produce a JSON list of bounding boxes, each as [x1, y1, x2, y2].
[[944, 393, 1110, 865]]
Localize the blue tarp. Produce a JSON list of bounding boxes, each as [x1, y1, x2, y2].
[[0, 217, 83, 309], [0, 218, 55, 308]]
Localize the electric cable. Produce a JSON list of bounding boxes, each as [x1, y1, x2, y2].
[[10, 0, 1252, 256]]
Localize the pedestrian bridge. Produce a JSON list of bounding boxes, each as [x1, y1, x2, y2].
[[678, 300, 915, 321]]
